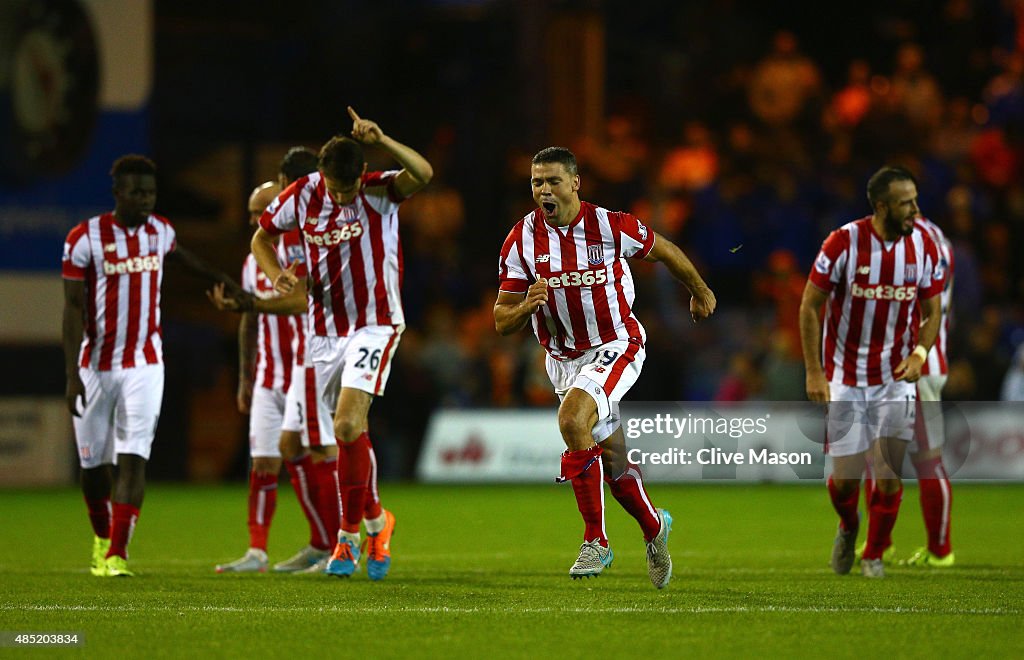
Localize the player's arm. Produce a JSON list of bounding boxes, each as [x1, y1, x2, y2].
[[799, 281, 830, 402], [237, 311, 257, 414], [494, 281, 548, 336], [643, 232, 716, 322], [895, 293, 941, 383], [250, 227, 299, 294], [166, 244, 245, 297], [207, 279, 307, 315], [347, 106, 433, 198], [62, 279, 87, 416]]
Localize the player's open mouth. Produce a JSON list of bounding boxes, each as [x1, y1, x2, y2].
[[542, 201, 556, 214]]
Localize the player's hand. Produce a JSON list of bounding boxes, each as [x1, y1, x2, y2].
[[65, 372, 86, 417], [237, 378, 253, 415], [690, 285, 717, 322], [274, 260, 300, 294], [206, 283, 238, 311], [894, 353, 924, 383], [805, 370, 830, 403], [348, 106, 384, 144], [523, 279, 549, 314]]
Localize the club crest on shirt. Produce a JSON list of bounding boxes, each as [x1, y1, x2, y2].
[[905, 264, 917, 281], [286, 245, 305, 264], [587, 244, 604, 265], [148, 234, 159, 251]]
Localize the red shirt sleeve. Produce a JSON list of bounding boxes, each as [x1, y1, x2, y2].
[[498, 223, 530, 294], [615, 212, 656, 259], [808, 229, 850, 292]]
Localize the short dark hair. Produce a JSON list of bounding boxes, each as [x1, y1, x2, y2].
[[532, 146, 578, 177], [318, 136, 365, 182], [110, 154, 156, 181], [279, 146, 318, 184], [866, 166, 917, 207]]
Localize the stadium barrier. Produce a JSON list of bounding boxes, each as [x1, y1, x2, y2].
[[417, 403, 1024, 483], [0, 398, 74, 486]]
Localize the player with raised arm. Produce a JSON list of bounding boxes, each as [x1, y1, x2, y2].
[[494, 147, 716, 588], [251, 108, 433, 580], [799, 166, 945, 579], [211, 148, 347, 574], [63, 155, 243, 577]]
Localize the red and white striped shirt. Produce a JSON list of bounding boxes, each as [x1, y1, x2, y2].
[[62, 213, 177, 371], [498, 201, 655, 359], [242, 229, 307, 392], [259, 170, 406, 337], [808, 216, 946, 386], [914, 217, 954, 376]]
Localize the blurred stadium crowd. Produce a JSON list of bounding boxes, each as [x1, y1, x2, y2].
[[145, 1, 1024, 477]]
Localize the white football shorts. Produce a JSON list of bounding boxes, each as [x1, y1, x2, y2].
[[281, 362, 336, 449], [826, 380, 917, 457], [73, 364, 164, 468], [249, 386, 286, 458], [546, 337, 646, 443], [308, 325, 403, 428]]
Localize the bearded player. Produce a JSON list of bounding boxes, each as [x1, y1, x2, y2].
[[799, 165, 945, 579]]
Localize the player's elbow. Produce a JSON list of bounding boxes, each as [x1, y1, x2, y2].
[[493, 310, 516, 336], [250, 229, 271, 254], [494, 318, 512, 336], [419, 162, 434, 184]]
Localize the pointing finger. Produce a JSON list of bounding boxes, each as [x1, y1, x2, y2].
[[347, 106, 361, 122]]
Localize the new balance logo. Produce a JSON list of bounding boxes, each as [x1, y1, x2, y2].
[[104, 243, 118, 253], [535, 254, 550, 263], [857, 266, 871, 275]]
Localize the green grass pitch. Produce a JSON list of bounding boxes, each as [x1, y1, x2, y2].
[[1, 483, 1022, 658]]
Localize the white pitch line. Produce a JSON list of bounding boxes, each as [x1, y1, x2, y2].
[[1, 604, 1016, 616]]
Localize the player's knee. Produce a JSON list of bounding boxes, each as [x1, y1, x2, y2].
[[252, 457, 280, 476], [278, 432, 302, 460], [333, 417, 362, 444], [875, 478, 903, 495], [831, 477, 860, 496]]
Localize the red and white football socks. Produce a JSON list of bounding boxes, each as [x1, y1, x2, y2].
[[247, 470, 278, 552], [106, 502, 140, 560], [862, 486, 902, 560], [312, 457, 341, 544], [285, 455, 330, 550], [827, 475, 860, 534], [605, 462, 660, 542], [338, 433, 372, 535], [84, 495, 111, 539], [915, 456, 953, 557], [559, 446, 607, 547], [364, 439, 383, 522]]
